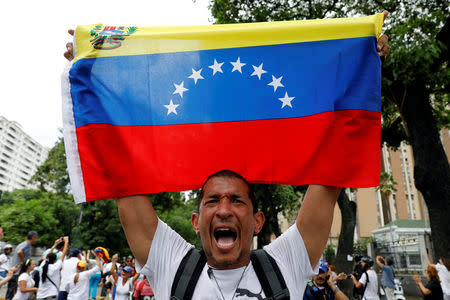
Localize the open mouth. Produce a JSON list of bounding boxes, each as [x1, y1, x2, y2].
[[213, 227, 237, 250]]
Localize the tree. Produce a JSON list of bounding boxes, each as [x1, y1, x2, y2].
[[30, 137, 70, 195], [254, 184, 299, 248], [376, 172, 398, 225], [209, 0, 450, 259], [0, 190, 78, 247], [352, 0, 450, 258]]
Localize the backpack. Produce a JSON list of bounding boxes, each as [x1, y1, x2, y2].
[[355, 271, 369, 296], [170, 248, 290, 300]]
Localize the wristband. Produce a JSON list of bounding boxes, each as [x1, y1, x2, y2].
[[333, 286, 339, 294]]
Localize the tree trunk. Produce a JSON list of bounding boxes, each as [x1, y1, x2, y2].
[[335, 189, 357, 299], [398, 83, 450, 259]]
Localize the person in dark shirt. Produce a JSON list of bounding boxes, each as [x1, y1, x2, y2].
[[303, 259, 348, 300], [414, 265, 444, 300]]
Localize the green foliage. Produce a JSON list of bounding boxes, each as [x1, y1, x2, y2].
[[324, 244, 336, 264], [157, 198, 202, 248], [353, 237, 376, 256], [376, 172, 398, 197], [0, 189, 78, 247], [30, 137, 70, 195], [75, 199, 131, 256]]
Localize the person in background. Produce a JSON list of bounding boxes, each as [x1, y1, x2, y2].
[[66, 256, 101, 300], [133, 276, 154, 300], [58, 248, 83, 300], [351, 256, 379, 300], [101, 253, 120, 298], [426, 251, 450, 300], [37, 237, 69, 300], [303, 259, 348, 300], [0, 244, 13, 278], [88, 250, 102, 300], [41, 239, 66, 261], [376, 255, 396, 300], [0, 267, 18, 288], [6, 231, 38, 300], [112, 266, 138, 300], [13, 259, 38, 300], [414, 265, 444, 300]]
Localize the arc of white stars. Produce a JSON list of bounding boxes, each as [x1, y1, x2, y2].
[[278, 92, 294, 108], [268, 75, 284, 92], [251, 63, 267, 80], [164, 99, 179, 115], [209, 59, 224, 75], [188, 68, 204, 84], [230, 57, 246, 73], [173, 81, 188, 98]]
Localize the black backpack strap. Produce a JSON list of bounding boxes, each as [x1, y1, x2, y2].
[[250, 249, 290, 300], [170, 248, 207, 300]]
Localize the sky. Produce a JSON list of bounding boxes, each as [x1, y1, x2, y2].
[[0, 0, 212, 148]]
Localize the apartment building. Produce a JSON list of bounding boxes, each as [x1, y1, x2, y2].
[[0, 116, 49, 191]]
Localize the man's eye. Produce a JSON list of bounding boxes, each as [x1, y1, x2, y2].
[[205, 199, 218, 205], [232, 199, 244, 204]]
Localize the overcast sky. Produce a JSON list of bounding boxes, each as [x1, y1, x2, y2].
[[0, 0, 212, 148]]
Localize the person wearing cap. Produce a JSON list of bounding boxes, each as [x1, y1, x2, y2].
[[376, 255, 395, 300], [66, 255, 101, 300], [303, 259, 348, 300], [351, 256, 379, 300], [58, 248, 82, 300], [0, 244, 13, 279], [111, 264, 138, 300]]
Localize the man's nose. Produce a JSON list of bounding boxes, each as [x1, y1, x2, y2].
[[215, 198, 233, 219]]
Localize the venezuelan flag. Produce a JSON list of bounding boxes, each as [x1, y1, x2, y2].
[[63, 14, 383, 203]]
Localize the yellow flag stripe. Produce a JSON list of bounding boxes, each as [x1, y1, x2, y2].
[[73, 13, 383, 63]]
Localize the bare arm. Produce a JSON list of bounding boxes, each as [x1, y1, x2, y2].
[[328, 279, 348, 300], [19, 279, 38, 293], [351, 274, 363, 289], [425, 251, 436, 268], [17, 250, 25, 263], [60, 236, 69, 261], [297, 185, 341, 268], [414, 275, 432, 295], [376, 256, 384, 269], [116, 195, 158, 267]]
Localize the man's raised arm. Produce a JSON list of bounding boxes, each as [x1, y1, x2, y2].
[[297, 185, 341, 268], [116, 196, 158, 267]]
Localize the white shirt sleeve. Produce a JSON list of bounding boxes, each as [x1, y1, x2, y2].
[[136, 218, 193, 295], [0, 254, 7, 264], [264, 224, 318, 285], [81, 265, 100, 280], [359, 272, 368, 285]]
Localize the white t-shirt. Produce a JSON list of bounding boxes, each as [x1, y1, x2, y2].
[[13, 272, 35, 300], [136, 219, 317, 299], [0, 253, 9, 272], [359, 269, 379, 300], [115, 276, 133, 300], [59, 257, 80, 292], [437, 263, 450, 295], [37, 260, 63, 298], [66, 265, 100, 300]]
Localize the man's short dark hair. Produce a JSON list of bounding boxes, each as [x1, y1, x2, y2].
[[27, 231, 38, 240], [197, 170, 258, 213]]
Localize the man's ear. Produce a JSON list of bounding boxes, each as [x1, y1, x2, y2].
[[253, 211, 265, 234], [191, 213, 200, 234]]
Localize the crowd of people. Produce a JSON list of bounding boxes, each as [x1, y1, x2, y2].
[[0, 231, 154, 300], [1, 230, 449, 300]]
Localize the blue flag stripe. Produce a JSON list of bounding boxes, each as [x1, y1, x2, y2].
[[69, 36, 380, 128]]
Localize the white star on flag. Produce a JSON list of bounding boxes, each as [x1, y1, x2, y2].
[[164, 100, 179, 115], [268, 75, 284, 92], [209, 59, 224, 75], [188, 68, 204, 84], [173, 81, 188, 98], [278, 92, 295, 108], [230, 57, 246, 73], [251, 63, 267, 80]]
